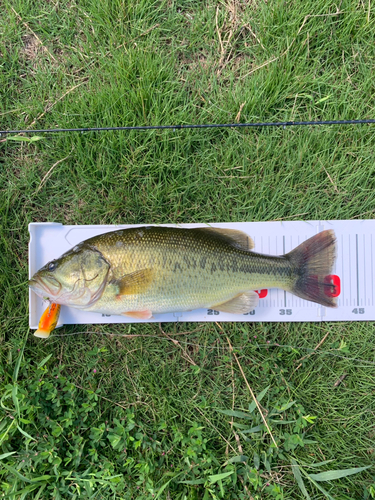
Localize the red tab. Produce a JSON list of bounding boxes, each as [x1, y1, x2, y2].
[[324, 275, 341, 297], [255, 289, 268, 299]]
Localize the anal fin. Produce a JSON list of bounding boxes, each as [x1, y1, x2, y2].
[[210, 291, 259, 314], [122, 310, 153, 320]]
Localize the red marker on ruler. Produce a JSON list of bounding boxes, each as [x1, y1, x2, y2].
[[324, 275, 341, 298]]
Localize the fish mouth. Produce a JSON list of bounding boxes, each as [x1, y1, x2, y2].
[[29, 275, 62, 299]]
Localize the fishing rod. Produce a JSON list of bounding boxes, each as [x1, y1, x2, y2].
[[1, 118, 375, 136]]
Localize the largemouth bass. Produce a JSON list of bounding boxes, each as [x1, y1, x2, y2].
[[29, 226, 337, 319]]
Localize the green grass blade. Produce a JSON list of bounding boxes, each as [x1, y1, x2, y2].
[[155, 472, 184, 499], [1, 463, 31, 483], [232, 422, 251, 429], [241, 424, 264, 434], [307, 460, 336, 468], [307, 477, 336, 500], [6, 136, 43, 142], [227, 455, 248, 464], [0, 420, 16, 446], [37, 353, 53, 368], [291, 459, 311, 500], [30, 476, 52, 482], [12, 385, 20, 418], [17, 425, 37, 442], [277, 401, 296, 412], [33, 483, 47, 500], [12, 332, 28, 383], [208, 471, 234, 484], [2, 483, 44, 499], [269, 419, 296, 425], [309, 466, 371, 482], [216, 409, 253, 419], [0, 452, 16, 460], [248, 386, 270, 413], [12, 348, 24, 383]]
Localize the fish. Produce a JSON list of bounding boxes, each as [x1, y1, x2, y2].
[[34, 303, 61, 338], [29, 226, 337, 319]]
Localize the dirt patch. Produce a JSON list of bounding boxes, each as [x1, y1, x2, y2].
[[177, 49, 211, 74], [22, 34, 42, 61], [21, 33, 62, 68]]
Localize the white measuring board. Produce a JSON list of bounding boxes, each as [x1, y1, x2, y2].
[[28, 220, 375, 328]]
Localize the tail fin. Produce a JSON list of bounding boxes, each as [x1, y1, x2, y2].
[[286, 230, 337, 307]]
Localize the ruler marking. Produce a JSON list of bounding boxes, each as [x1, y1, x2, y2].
[[356, 234, 359, 307], [372, 234, 374, 306], [297, 235, 301, 308], [290, 235, 293, 308], [260, 236, 266, 308], [348, 234, 351, 306], [283, 236, 286, 307], [340, 233, 343, 307], [363, 234, 366, 306], [269, 234, 272, 305]]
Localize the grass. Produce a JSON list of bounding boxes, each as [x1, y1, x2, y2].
[[1, 0, 375, 498]]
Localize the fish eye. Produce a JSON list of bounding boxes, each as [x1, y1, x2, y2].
[[48, 261, 57, 271]]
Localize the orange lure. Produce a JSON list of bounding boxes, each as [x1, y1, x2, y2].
[[34, 303, 61, 338]]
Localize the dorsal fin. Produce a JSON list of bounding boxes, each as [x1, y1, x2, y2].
[[195, 227, 254, 251]]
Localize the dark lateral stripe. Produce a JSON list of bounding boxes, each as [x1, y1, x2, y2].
[[238, 263, 289, 276]]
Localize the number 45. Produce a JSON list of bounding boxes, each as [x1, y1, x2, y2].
[[352, 308, 365, 314]]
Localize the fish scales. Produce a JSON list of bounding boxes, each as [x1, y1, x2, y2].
[[83, 227, 291, 314]]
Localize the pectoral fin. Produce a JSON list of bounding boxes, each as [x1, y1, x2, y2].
[[111, 269, 154, 296], [122, 310, 153, 320], [210, 291, 259, 314], [195, 227, 254, 251]]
